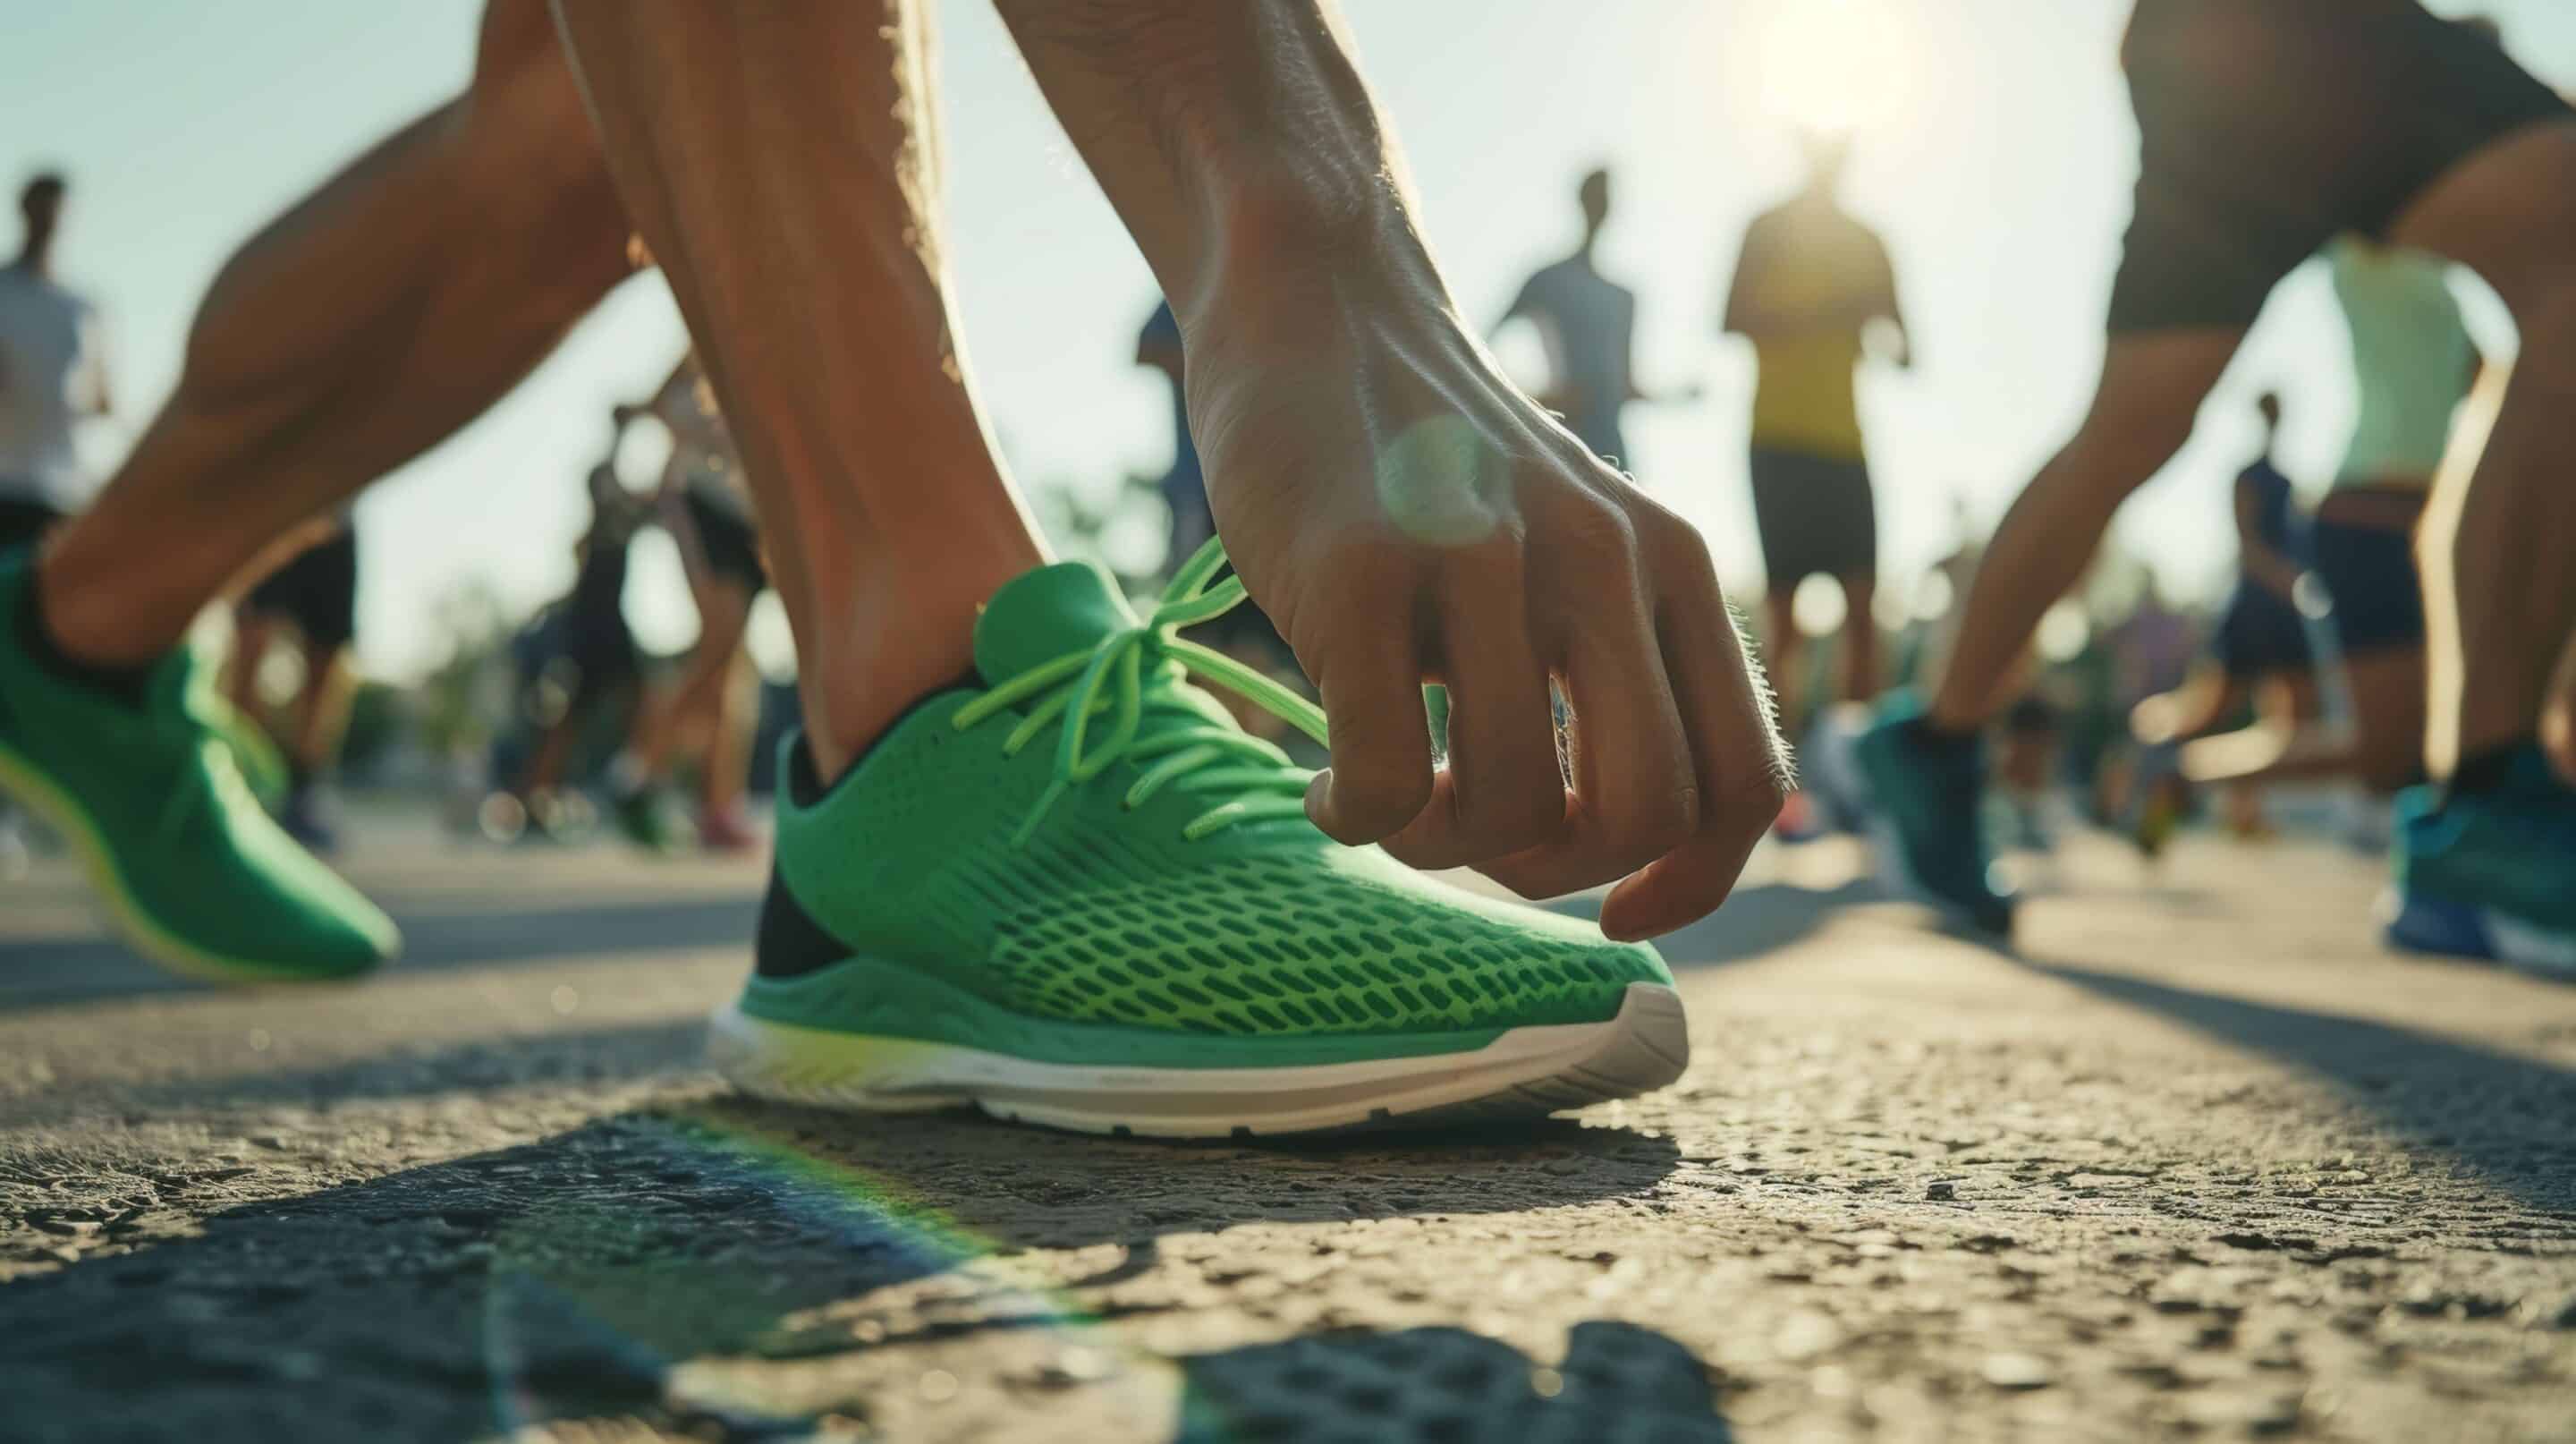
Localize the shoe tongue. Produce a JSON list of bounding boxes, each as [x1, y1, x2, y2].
[[973, 561, 1145, 685]]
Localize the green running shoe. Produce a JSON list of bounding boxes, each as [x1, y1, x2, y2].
[[206, 692, 292, 809], [610, 783, 680, 854], [0, 549, 399, 983], [710, 540, 1688, 1137]]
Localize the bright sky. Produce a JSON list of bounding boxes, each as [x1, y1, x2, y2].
[[7, 0, 2569, 680]]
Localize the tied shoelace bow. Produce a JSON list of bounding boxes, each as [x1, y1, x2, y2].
[[953, 538, 1330, 846]]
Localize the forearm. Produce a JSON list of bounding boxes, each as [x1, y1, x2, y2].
[[997, 0, 1444, 319]]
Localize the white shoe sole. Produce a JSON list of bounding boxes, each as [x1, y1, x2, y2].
[[707, 981, 1690, 1139]]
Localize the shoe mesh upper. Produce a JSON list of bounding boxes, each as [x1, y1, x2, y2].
[[993, 852, 1667, 1035]]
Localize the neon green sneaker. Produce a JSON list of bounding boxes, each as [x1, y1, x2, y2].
[[710, 541, 1688, 1137], [0, 549, 398, 983]]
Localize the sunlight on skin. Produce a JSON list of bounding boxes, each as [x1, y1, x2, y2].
[[1374, 415, 1513, 547]]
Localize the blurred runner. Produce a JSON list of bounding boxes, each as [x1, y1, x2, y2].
[[2125, 393, 2320, 841], [1496, 167, 1694, 470], [605, 355, 766, 854], [509, 437, 655, 835], [2157, 242, 2479, 828], [0, 172, 111, 873], [229, 517, 362, 851], [0, 173, 108, 551], [0, 1, 1776, 1131], [1724, 132, 1908, 835], [1835, 3, 2576, 962]]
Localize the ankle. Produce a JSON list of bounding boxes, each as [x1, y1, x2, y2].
[[800, 641, 981, 783], [32, 533, 199, 669], [14, 558, 159, 705], [795, 558, 1028, 781]]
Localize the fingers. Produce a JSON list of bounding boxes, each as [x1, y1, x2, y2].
[[1381, 550, 1563, 871], [1597, 550, 1788, 941], [1474, 568, 1699, 903], [1301, 598, 1437, 845]]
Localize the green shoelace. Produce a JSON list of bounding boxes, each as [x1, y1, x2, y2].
[[953, 538, 1329, 845]]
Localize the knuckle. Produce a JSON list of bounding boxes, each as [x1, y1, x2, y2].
[[1719, 767, 1790, 832], [1544, 493, 1640, 573], [1340, 763, 1435, 828]]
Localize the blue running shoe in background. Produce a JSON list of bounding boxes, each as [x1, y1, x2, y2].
[[1820, 690, 2015, 938], [2385, 745, 2576, 976]]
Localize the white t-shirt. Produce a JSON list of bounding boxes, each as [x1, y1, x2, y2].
[[0, 264, 106, 510]]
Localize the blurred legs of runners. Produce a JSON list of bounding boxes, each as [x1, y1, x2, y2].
[[229, 520, 363, 854], [1835, 5, 2576, 950]]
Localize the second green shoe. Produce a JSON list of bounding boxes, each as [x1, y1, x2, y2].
[[708, 541, 1690, 1137], [0, 549, 398, 983]]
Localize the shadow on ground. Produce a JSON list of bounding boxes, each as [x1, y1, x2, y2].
[[2017, 955, 2576, 1216], [1174, 1321, 1732, 1443], [0, 1019, 715, 1129], [0, 1108, 1683, 1442], [0, 895, 759, 1011]]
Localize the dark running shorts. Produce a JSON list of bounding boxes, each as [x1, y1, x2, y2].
[[561, 608, 640, 701], [682, 488, 767, 593], [2211, 574, 2310, 680], [0, 495, 65, 552], [2306, 514, 2425, 655], [2004, 695, 2060, 737], [244, 525, 360, 653], [1749, 446, 1877, 589], [2110, 0, 2570, 335]]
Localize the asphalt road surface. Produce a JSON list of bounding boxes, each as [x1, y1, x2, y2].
[[3, 820, 2572, 1442]]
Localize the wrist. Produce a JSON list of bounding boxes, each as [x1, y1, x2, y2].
[[1175, 165, 1448, 333]]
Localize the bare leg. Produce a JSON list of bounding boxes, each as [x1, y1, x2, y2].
[[38, 0, 633, 666], [1928, 333, 2242, 732], [2181, 671, 2323, 786], [624, 578, 753, 786], [1838, 573, 1878, 705], [696, 651, 756, 820], [552, 0, 1046, 779], [227, 614, 278, 719], [2182, 650, 2425, 794], [2131, 664, 2250, 750], [2546, 633, 2576, 786], [290, 644, 358, 779], [2392, 123, 2576, 780], [521, 715, 579, 798]]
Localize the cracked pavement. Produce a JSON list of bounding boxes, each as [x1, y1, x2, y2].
[[2, 828, 2572, 1441]]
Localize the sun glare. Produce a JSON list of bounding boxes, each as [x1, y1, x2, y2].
[[1748, 0, 1918, 138]]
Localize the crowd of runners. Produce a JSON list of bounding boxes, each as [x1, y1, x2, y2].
[[2, 0, 2571, 1134]]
